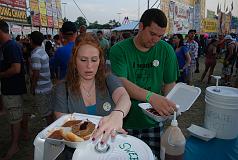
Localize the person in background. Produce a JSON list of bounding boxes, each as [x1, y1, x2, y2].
[[172, 34, 191, 83], [184, 29, 198, 85], [42, 34, 52, 50], [0, 20, 27, 160], [53, 34, 62, 50], [121, 32, 132, 40], [79, 25, 87, 37], [110, 32, 117, 46], [97, 30, 110, 60], [222, 35, 237, 86], [30, 31, 54, 125], [53, 33, 131, 159], [109, 8, 179, 157], [201, 38, 219, 84], [217, 34, 225, 59], [194, 34, 201, 73], [15, 35, 23, 49], [53, 21, 77, 81], [45, 40, 54, 57]]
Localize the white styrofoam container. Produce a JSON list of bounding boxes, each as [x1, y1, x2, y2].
[[187, 124, 216, 141], [166, 83, 201, 112], [138, 103, 173, 122], [138, 83, 201, 122], [33, 113, 101, 160]]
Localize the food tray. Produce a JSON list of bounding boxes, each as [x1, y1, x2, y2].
[[34, 113, 101, 160], [138, 83, 201, 122]]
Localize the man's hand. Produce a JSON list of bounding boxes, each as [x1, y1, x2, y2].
[[149, 93, 176, 116]]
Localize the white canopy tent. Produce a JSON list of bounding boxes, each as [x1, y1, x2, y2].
[[112, 21, 139, 31]]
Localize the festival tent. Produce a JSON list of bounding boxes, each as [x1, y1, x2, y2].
[[112, 21, 139, 31]]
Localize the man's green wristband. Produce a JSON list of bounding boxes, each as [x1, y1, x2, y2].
[[146, 91, 153, 103]]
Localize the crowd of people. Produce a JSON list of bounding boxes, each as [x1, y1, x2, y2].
[[0, 7, 238, 160]]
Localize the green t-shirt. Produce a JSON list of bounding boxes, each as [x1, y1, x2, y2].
[[109, 37, 179, 129]]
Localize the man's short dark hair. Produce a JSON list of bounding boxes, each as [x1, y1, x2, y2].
[[0, 20, 9, 33], [60, 21, 77, 35], [30, 31, 44, 46], [188, 29, 196, 34], [97, 30, 103, 35], [53, 34, 60, 40], [16, 35, 21, 41], [140, 8, 167, 28]]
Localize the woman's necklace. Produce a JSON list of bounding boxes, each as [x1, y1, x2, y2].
[[81, 81, 95, 97]]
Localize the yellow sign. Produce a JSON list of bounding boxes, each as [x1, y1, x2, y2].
[[39, 1, 46, 15], [40, 14, 47, 26], [56, 0, 61, 9], [202, 18, 217, 33], [0, 5, 27, 23], [30, 0, 39, 12]]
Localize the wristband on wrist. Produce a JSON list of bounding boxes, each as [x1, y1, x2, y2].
[[112, 109, 125, 118], [146, 91, 154, 103]]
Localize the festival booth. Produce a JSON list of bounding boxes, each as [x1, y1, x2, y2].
[[34, 81, 238, 160], [111, 21, 139, 31]]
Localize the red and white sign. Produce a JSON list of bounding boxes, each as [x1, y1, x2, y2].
[[22, 26, 31, 35], [11, 25, 22, 35]]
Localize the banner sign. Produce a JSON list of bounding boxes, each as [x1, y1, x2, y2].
[[201, 18, 217, 33], [46, 28, 52, 35], [170, 1, 192, 34], [207, 9, 215, 19], [39, 0, 46, 15], [32, 26, 39, 32], [32, 13, 40, 26], [11, 25, 22, 35], [46, 2, 53, 16], [40, 14, 47, 27], [56, 0, 61, 9], [58, 19, 63, 28], [53, 28, 58, 35], [47, 16, 53, 27], [57, 8, 62, 19], [22, 26, 31, 35], [0, 0, 26, 9], [218, 12, 232, 34], [0, 5, 27, 23], [194, 3, 201, 32], [53, 16, 58, 28], [40, 27, 47, 35], [30, 0, 39, 12]]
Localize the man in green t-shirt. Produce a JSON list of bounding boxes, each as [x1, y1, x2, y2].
[[109, 8, 179, 157]]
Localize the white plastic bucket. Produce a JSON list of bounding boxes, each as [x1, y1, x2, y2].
[[204, 86, 238, 139]]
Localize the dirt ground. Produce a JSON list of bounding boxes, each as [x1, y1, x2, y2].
[[0, 56, 237, 160]]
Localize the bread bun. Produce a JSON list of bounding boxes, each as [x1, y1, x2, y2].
[[48, 129, 64, 140], [65, 132, 84, 142]]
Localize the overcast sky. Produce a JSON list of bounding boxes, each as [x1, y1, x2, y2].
[[61, 0, 238, 24]]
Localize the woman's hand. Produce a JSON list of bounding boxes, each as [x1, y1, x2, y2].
[[92, 111, 127, 144]]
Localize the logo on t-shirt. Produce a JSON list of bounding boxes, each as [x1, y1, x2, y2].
[[103, 102, 111, 111], [153, 60, 160, 67]]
